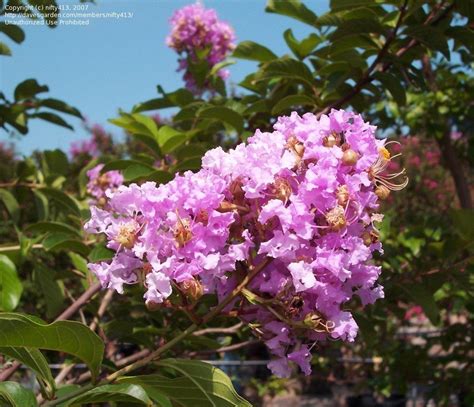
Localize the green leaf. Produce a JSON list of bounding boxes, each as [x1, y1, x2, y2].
[[0, 42, 12, 56], [24, 221, 80, 237], [42, 234, 89, 256], [31, 112, 73, 130], [266, 0, 318, 28], [88, 244, 114, 262], [403, 284, 440, 325], [198, 107, 244, 133], [119, 358, 252, 407], [68, 383, 151, 406], [450, 209, 474, 241], [40, 98, 82, 119], [374, 72, 406, 106], [132, 98, 174, 113], [174, 157, 202, 172], [0, 313, 104, 381], [283, 29, 320, 60], [33, 265, 65, 318], [0, 347, 55, 396], [330, 0, 381, 11], [121, 164, 155, 182], [0, 189, 20, 224], [0, 382, 37, 407], [156, 126, 187, 154], [0, 23, 25, 44], [259, 58, 315, 89], [43, 149, 70, 176], [39, 188, 80, 216], [404, 25, 450, 59], [0, 255, 22, 312], [272, 94, 316, 114], [14, 79, 49, 101], [233, 41, 277, 62]]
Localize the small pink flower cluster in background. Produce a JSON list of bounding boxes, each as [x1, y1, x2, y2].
[[86, 164, 123, 207], [85, 110, 406, 377], [166, 3, 235, 92], [70, 124, 114, 161], [70, 138, 99, 159]]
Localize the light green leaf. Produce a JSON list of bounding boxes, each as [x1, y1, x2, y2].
[[119, 358, 252, 407], [0, 382, 37, 407], [42, 234, 89, 257], [0, 313, 104, 381], [233, 41, 277, 62], [0, 255, 22, 312], [156, 126, 186, 154]]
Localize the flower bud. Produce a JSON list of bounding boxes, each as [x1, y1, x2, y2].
[[274, 178, 292, 202], [229, 179, 245, 203], [342, 149, 358, 166], [146, 301, 162, 312], [195, 209, 209, 225], [303, 312, 323, 329], [375, 185, 390, 200], [179, 278, 204, 302], [323, 134, 337, 147]]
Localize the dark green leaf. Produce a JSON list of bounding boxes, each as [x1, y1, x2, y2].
[[0, 189, 20, 224], [272, 94, 316, 114], [68, 383, 151, 406], [0, 313, 104, 381], [198, 107, 244, 133], [403, 284, 440, 325], [374, 72, 406, 105], [0, 23, 25, 44], [0, 347, 55, 396], [33, 265, 64, 318], [404, 25, 450, 59], [40, 98, 82, 119], [39, 188, 80, 216], [119, 358, 252, 407], [31, 112, 73, 130], [259, 58, 315, 89], [88, 244, 114, 262], [14, 79, 49, 101], [24, 221, 80, 237], [42, 234, 89, 256], [43, 149, 70, 176]]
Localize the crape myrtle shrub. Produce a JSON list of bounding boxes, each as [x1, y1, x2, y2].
[[0, 0, 473, 406]]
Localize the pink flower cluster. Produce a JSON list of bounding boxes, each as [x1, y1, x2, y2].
[[70, 138, 99, 159], [86, 164, 124, 207], [85, 110, 405, 377], [166, 3, 235, 92]]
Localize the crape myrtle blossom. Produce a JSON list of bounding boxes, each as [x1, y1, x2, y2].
[[166, 3, 235, 92], [86, 164, 124, 207], [85, 109, 407, 378]]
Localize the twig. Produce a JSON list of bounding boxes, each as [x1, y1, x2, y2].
[[193, 322, 244, 336]]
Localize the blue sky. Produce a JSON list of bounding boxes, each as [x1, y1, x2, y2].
[[1, 0, 329, 154]]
